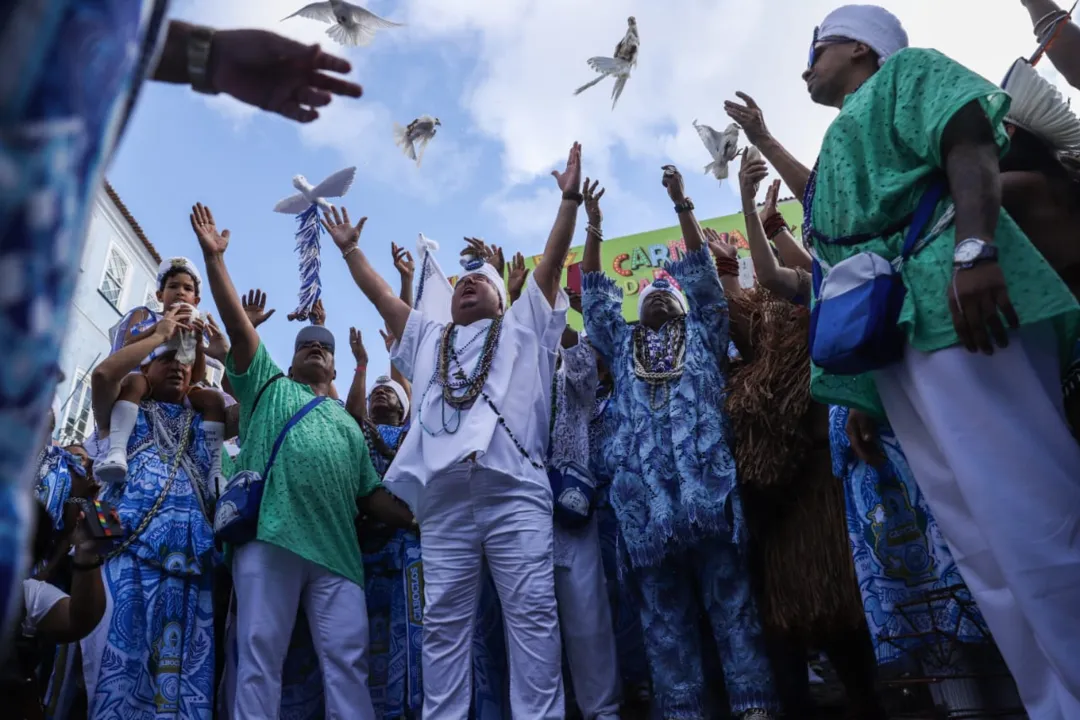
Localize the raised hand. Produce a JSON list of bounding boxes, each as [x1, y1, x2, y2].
[[724, 92, 770, 146], [738, 151, 769, 201], [391, 243, 415, 278], [507, 251, 529, 300], [704, 227, 738, 261], [321, 206, 367, 251], [490, 245, 506, 277], [307, 298, 326, 326], [583, 177, 605, 226], [461, 237, 498, 269], [552, 142, 583, 195], [661, 165, 687, 203], [190, 203, 230, 256], [350, 327, 368, 367], [566, 287, 583, 314], [206, 30, 363, 124], [242, 289, 276, 328], [204, 314, 230, 362], [379, 326, 396, 351], [760, 178, 782, 222]]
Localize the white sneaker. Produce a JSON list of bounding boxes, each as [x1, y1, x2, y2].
[[94, 449, 128, 484]]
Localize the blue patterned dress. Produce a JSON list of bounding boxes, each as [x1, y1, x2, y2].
[[582, 248, 777, 718], [0, 0, 168, 638], [588, 388, 649, 694], [81, 401, 217, 719], [34, 447, 83, 535], [829, 405, 989, 666]]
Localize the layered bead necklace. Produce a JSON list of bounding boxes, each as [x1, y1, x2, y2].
[[631, 316, 687, 410]]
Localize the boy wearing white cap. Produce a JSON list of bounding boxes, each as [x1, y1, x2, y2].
[[795, 6, 1080, 717], [325, 143, 584, 719]]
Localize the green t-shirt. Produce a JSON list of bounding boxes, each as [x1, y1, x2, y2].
[[810, 47, 1080, 417], [226, 342, 379, 585]]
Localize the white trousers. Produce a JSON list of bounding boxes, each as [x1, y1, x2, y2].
[[417, 462, 565, 719], [231, 541, 376, 720], [554, 518, 622, 720], [874, 323, 1080, 720]]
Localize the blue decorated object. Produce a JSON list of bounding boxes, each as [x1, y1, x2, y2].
[[214, 396, 326, 545], [547, 461, 597, 529], [292, 204, 323, 320]]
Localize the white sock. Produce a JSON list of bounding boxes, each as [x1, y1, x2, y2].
[[202, 421, 225, 495], [106, 400, 139, 467]]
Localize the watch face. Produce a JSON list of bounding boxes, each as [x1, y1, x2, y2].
[[955, 240, 983, 263]]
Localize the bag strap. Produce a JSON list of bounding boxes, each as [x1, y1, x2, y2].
[[252, 373, 285, 416], [900, 181, 947, 260], [262, 395, 327, 478]]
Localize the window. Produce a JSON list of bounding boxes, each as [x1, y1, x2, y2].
[[143, 283, 162, 312], [99, 244, 130, 307], [58, 370, 94, 445]]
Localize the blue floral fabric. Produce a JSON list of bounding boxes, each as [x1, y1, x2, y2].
[[829, 405, 990, 665], [34, 446, 85, 532], [82, 401, 217, 719], [0, 0, 167, 638], [582, 247, 742, 568]]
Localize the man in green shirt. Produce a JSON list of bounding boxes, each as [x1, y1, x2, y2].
[[791, 6, 1080, 718], [189, 203, 413, 719]]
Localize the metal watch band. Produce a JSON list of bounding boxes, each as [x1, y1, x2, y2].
[[187, 25, 218, 95]]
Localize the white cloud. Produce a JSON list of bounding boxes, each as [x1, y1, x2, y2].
[[395, 0, 1058, 232], [180, 0, 1080, 239]]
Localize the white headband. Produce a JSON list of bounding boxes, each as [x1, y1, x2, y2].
[[818, 4, 908, 66], [459, 258, 507, 310], [157, 257, 202, 289], [369, 376, 409, 416], [637, 279, 688, 318]]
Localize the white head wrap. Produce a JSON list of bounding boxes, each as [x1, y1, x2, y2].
[[1002, 58, 1080, 151], [817, 5, 909, 66], [369, 375, 409, 416], [459, 258, 507, 311], [637, 278, 688, 318], [157, 257, 202, 290]]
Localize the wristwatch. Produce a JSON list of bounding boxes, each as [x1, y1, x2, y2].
[[187, 25, 219, 95], [953, 238, 998, 269], [674, 198, 695, 214]]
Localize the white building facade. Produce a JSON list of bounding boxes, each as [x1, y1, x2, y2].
[[52, 182, 222, 446]]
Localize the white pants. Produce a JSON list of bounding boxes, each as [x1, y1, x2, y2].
[[555, 518, 622, 720], [417, 462, 564, 719], [874, 323, 1080, 720], [231, 541, 376, 720]]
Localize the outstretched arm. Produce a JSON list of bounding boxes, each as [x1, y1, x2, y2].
[[724, 92, 812, 199], [532, 143, 583, 305], [325, 208, 412, 340], [191, 204, 260, 373], [91, 310, 180, 429], [1022, 0, 1080, 89], [661, 165, 706, 254], [345, 327, 369, 423]]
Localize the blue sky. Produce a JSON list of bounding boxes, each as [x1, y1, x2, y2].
[[106, 0, 1062, 381]]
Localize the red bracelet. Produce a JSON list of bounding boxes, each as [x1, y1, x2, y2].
[[715, 257, 741, 277], [356, 365, 367, 373]]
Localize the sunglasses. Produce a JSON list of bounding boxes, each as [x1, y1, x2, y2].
[[807, 26, 851, 69], [298, 340, 333, 352]]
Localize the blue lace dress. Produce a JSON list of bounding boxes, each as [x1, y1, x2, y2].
[[81, 401, 217, 719], [0, 0, 167, 646]]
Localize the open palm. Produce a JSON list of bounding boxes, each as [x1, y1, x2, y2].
[[190, 203, 230, 255]]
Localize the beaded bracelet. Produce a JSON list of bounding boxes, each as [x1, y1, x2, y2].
[[586, 224, 603, 239], [562, 191, 584, 206], [715, 257, 741, 277]]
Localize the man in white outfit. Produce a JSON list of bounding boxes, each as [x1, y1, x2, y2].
[[324, 142, 586, 719]]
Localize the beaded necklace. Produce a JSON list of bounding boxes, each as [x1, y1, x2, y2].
[[632, 317, 687, 410]]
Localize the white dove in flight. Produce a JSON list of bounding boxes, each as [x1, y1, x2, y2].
[[694, 120, 742, 182], [273, 167, 357, 214], [393, 115, 441, 167], [574, 16, 639, 109], [282, 0, 403, 47]]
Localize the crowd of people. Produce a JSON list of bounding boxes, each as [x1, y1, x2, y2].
[[4, 1, 1080, 719]]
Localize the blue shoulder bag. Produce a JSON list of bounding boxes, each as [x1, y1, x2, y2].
[[808, 181, 947, 375], [214, 378, 327, 546]]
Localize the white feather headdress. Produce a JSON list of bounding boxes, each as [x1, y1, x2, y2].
[[1003, 58, 1080, 151]]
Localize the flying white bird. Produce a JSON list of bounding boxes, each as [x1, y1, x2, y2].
[[574, 16, 639, 109], [393, 116, 441, 167], [273, 167, 357, 214], [693, 120, 742, 182], [282, 0, 403, 47]]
